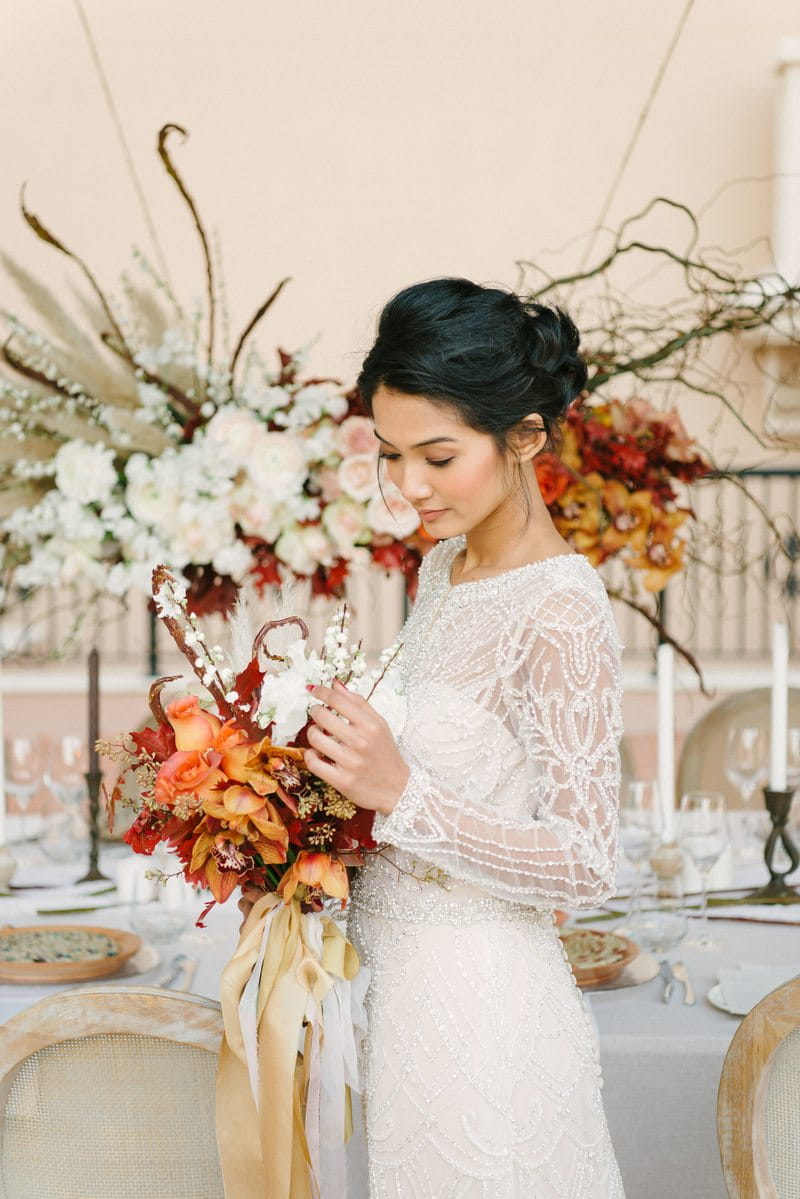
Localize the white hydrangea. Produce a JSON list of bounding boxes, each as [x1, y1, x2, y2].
[[212, 541, 254, 581]]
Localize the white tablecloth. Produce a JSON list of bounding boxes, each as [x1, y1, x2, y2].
[[0, 841, 797, 1199]]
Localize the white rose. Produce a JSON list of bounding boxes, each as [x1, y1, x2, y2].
[[204, 406, 265, 462], [55, 440, 117, 505], [125, 462, 181, 527], [336, 415, 378, 457], [366, 487, 420, 537], [246, 432, 309, 504], [170, 501, 235, 562], [275, 524, 334, 575], [212, 541, 254, 581], [337, 453, 380, 502], [322, 498, 369, 555]]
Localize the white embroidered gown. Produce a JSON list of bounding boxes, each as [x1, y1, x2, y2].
[[347, 534, 626, 1199]]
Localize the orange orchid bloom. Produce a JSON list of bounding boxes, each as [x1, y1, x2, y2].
[[190, 822, 287, 903], [628, 510, 689, 591], [202, 786, 289, 848], [221, 736, 305, 795], [554, 477, 607, 565], [165, 695, 222, 752], [277, 851, 349, 905], [600, 480, 652, 553]]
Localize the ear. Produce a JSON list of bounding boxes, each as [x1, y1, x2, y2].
[[512, 414, 548, 463]]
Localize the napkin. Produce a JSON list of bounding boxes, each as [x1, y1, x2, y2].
[[0, 898, 39, 925], [717, 963, 799, 1014], [707, 904, 800, 924]]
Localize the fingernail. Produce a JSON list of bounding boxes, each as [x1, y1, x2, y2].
[[306, 684, 315, 692]]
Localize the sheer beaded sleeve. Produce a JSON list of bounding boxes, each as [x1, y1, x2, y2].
[[373, 575, 623, 908]]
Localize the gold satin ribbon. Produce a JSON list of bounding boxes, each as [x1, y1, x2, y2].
[[216, 892, 359, 1199]]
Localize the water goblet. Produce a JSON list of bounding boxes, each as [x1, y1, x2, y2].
[[4, 736, 42, 846], [43, 735, 89, 855], [724, 726, 767, 859], [617, 781, 662, 934], [678, 791, 730, 950]]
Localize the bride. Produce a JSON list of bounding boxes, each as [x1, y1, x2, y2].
[[302, 277, 626, 1198]]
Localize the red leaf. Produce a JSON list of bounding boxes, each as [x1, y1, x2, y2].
[[234, 658, 264, 706], [131, 723, 176, 762]]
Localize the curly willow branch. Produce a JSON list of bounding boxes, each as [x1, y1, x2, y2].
[[157, 124, 216, 388]]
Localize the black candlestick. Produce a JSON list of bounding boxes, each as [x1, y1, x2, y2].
[[78, 649, 109, 883], [747, 787, 800, 902]]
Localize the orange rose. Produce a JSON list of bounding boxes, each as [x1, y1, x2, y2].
[[165, 695, 222, 752], [154, 749, 225, 807]]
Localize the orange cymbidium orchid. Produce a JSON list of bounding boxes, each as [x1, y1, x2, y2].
[[600, 480, 652, 554], [190, 817, 288, 903], [221, 736, 306, 797], [627, 510, 690, 591], [277, 850, 349, 906], [154, 749, 226, 808], [202, 784, 290, 848], [554, 477, 607, 566]]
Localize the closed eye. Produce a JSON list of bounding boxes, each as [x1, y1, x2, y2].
[[378, 453, 454, 468]]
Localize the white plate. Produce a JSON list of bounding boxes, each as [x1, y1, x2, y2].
[[707, 983, 745, 1016]]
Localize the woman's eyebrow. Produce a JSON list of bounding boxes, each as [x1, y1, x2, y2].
[[374, 431, 460, 448]]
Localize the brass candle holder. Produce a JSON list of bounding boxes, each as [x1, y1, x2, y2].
[[747, 787, 800, 902]]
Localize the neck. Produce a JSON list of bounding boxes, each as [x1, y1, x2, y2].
[[458, 466, 571, 574]]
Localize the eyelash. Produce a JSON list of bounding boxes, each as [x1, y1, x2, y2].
[[378, 453, 454, 468]]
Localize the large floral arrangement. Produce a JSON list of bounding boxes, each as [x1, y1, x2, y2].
[[0, 125, 428, 617], [536, 395, 710, 592], [0, 124, 710, 622]]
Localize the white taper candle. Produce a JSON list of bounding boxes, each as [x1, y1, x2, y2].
[[770, 621, 789, 791], [656, 642, 676, 841]]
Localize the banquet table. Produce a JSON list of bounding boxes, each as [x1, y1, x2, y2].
[[0, 839, 797, 1199]]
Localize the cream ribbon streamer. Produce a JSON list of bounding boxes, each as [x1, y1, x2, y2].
[[216, 892, 363, 1199]]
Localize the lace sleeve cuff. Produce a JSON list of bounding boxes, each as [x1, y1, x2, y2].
[[372, 762, 430, 845]]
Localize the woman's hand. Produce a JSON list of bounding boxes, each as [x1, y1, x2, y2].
[[237, 884, 266, 933], [304, 681, 410, 815]]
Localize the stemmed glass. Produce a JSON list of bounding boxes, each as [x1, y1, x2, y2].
[[724, 726, 767, 859], [618, 781, 662, 933], [4, 736, 42, 844], [42, 735, 89, 859], [678, 791, 730, 950]]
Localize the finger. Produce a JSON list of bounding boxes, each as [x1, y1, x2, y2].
[[311, 682, 369, 722], [309, 702, 362, 745], [304, 745, 348, 788], [306, 724, 359, 769]]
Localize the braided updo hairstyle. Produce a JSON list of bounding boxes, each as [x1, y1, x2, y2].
[[356, 277, 588, 456]]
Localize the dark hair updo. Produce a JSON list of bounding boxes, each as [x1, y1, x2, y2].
[[356, 277, 588, 456]]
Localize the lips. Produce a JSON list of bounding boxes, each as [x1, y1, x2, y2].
[[418, 508, 448, 519]]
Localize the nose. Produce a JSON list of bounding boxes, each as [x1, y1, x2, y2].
[[392, 462, 434, 505]]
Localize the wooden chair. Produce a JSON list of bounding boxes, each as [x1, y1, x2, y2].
[[0, 986, 224, 1199], [717, 975, 800, 1197], [678, 688, 800, 808]]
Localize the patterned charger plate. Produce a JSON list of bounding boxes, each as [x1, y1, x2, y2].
[[0, 925, 142, 984], [558, 927, 639, 987]]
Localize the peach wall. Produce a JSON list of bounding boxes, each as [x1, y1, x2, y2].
[[1, 1, 798, 465]]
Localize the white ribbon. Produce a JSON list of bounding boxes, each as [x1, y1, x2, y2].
[[237, 902, 280, 1110]]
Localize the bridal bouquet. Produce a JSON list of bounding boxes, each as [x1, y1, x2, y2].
[[104, 565, 405, 1198]]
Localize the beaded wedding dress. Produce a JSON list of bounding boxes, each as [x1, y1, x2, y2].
[[347, 533, 626, 1199]]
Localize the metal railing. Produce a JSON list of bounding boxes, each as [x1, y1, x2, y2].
[[2, 470, 798, 674]]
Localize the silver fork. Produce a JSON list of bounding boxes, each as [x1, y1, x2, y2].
[[671, 961, 696, 1005]]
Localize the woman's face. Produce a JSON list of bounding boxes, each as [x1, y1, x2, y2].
[[370, 385, 515, 536]]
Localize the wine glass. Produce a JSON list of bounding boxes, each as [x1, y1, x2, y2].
[[618, 781, 662, 932], [724, 726, 767, 859], [678, 791, 730, 950], [42, 735, 90, 859], [4, 736, 42, 844]]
